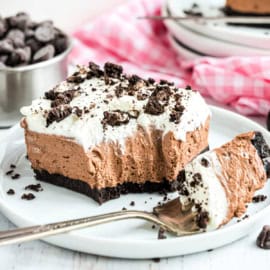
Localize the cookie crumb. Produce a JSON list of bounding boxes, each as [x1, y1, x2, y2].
[[11, 173, 20, 180], [158, 228, 167, 240], [7, 189, 15, 195], [21, 193, 35, 200]]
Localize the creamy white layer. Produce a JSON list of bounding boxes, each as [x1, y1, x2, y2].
[[21, 74, 210, 151], [180, 151, 228, 231]]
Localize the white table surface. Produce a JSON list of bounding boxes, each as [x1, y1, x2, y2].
[[0, 100, 269, 269]]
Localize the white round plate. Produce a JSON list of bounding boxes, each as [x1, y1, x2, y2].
[[168, 35, 203, 60], [162, 5, 270, 57], [0, 106, 270, 259], [167, 0, 270, 50]]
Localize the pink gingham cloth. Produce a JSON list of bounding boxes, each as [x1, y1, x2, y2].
[[70, 0, 270, 116]]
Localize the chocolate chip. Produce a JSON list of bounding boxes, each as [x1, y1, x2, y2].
[[25, 38, 41, 54], [6, 29, 25, 48], [0, 39, 14, 54], [33, 44, 55, 63], [196, 211, 209, 229], [158, 228, 167, 239], [46, 106, 72, 126], [252, 194, 267, 203], [185, 85, 192, 90], [0, 55, 8, 64], [122, 207, 127, 211], [7, 189, 15, 195], [35, 24, 55, 42], [104, 62, 123, 78], [21, 193, 35, 200], [201, 158, 209, 167], [0, 19, 7, 38], [102, 110, 130, 127], [25, 183, 43, 192], [7, 12, 30, 30], [11, 173, 20, 180], [152, 258, 160, 263], [10, 164, 16, 169], [256, 225, 270, 249], [54, 36, 68, 54]]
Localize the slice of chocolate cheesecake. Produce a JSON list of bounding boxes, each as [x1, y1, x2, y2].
[[178, 131, 270, 230], [20, 62, 210, 204]]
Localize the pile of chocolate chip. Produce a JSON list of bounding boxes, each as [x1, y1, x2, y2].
[[0, 12, 69, 68]]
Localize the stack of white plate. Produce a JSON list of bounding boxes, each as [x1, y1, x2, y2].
[[163, 0, 270, 60]]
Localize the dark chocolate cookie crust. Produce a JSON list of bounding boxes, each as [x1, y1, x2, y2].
[[34, 168, 182, 204]]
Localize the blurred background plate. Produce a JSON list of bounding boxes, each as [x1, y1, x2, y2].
[[162, 4, 270, 58], [166, 0, 270, 50], [168, 35, 203, 60]]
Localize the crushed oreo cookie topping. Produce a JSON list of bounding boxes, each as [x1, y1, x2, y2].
[[196, 211, 209, 229], [21, 61, 210, 151], [102, 110, 130, 127]]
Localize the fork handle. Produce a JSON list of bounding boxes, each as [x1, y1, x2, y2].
[[0, 210, 167, 246]]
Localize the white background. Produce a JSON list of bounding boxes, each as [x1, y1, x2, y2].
[[0, 0, 269, 269]]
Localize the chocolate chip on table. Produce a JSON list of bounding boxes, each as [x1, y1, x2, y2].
[[35, 24, 55, 42], [21, 193, 35, 200], [7, 189, 15, 195], [33, 44, 55, 63], [256, 225, 270, 249]]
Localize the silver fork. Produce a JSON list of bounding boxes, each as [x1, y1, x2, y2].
[[0, 198, 199, 246]]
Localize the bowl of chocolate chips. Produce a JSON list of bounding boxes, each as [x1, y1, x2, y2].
[[0, 12, 72, 126]]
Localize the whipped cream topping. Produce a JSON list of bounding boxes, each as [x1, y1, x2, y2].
[[180, 151, 228, 231], [21, 63, 210, 151]]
